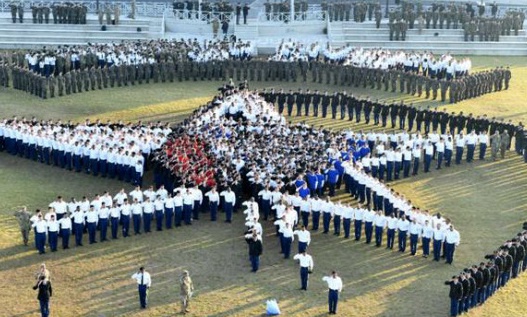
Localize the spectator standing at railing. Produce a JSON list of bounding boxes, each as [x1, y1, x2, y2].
[[114, 4, 120, 25], [17, 1, 24, 23], [222, 19, 229, 35], [212, 18, 219, 38], [243, 3, 249, 25], [235, 2, 241, 24], [9, 1, 18, 23]]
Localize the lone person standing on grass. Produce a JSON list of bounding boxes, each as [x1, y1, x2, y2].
[[33, 275, 52, 317], [322, 271, 343, 315], [14, 206, 32, 246], [180, 270, 194, 314], [131, 266, 151, 309]]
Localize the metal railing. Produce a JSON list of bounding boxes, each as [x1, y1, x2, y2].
[[257, 10, 326, 23], [165, 9, 235, 23], [0, 1, 170, 17]]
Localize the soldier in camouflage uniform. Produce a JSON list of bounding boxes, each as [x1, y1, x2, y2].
[[9, 1, 18, 23], [64, 71, 72, 94], [57, 72, 64, 96], [48, 75, 55, 98], [102, 66, 109, 88], [14, 206, 32, 246], [440, 78, 448, 102], [40, 74, 47, 99]]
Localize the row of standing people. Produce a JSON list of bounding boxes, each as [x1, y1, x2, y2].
[[445, 231, 527, 317], [9, 2, 89, 25], [13, 183, 238, 254]]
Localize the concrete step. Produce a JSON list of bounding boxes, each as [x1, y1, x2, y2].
[[332, 39, 527, 48], [337, 26, 527, 37], [0, 16, 154, 26], [0, 28, 150, 37], [0, 42, 98, 49], [0, 34, 149, 43], [329, 41, 527, 55], [332, 33, 464, 42], [0, 22, 150, 31], [233, 24, 259, 40]]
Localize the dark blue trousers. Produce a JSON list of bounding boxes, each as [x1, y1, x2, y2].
[[445, 242, 455, 264], [61, 228, 70, 249], [99, 218, 108, 241], [387, 228, 395, 249], [333, 215, 341, 235], [283, 236, 292, 259], [224, 202, 233, 222], [250, 255, 259, 272], [479, 144, 487, 160], [365, 221, 373, 243], [133, 214, 142, 234], [138, 284, 148, 308], [343, 218, 351, 238], [422, 237, 430, 256], [210, 201, 218, 221], [450, 298, 459, 317], [74, 223, 83, 245], [375, 226, 383, 246], [155, 210, 164, 230], [300, 267, 309, 290], [165, 208, 174, 228], [329, 289, 339, 313], [410, 233, 418, 255], [312, 211, 320, 230], [398, 230, 407, 252], [36, 232, 46, 254], [87, 222, 97, 243], [323, 212, 331, 233], [301, 211, 310, 228], [143, 213, 152, 232], [437, 152, 444, 168], [354, 220, 362, 240], [39, 299, 50, 317], [121, 215, 130, 237], [111, 217, 119, 238], [298, 241, 308, 253], [175, 206, 183, 226], [48, 231, 58, 251], [433, 239, 442, 260], [455, 146, 463, 164], [183, 204, 193, 225]]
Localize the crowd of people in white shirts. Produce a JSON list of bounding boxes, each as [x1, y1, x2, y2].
[[11, 37, 256, 78], [28, 183, 239, 254], [22, 86, 461, 264], [1, 117, 171, 186], [165, 88, 462, 266], [337, 127, 491, 182], [270, 38, 472, 77]]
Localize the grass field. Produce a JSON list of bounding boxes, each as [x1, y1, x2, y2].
[[1, 56, 527, 317]]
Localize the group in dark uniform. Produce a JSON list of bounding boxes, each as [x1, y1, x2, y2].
[[260, 87, 525, 163], [446, 230, 527, 317], [386, 1, 525, 44], [173, 0, 234, 22], [8, 0, 24, 23], [24, 2, 88, 25]]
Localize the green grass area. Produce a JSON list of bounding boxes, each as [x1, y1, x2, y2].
[[1, 56, 527, 317]]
